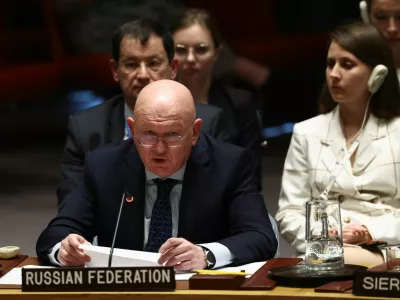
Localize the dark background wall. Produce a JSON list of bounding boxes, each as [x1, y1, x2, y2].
[[0, 0, 363, 132]]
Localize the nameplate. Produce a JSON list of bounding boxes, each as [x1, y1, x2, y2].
[[22, 266, 175, 292], [353, 271, 400, 298]]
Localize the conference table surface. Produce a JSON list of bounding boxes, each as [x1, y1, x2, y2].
[[0, 257, 381, 300]]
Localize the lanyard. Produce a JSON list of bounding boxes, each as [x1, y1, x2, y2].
[[320, 140, 360, 199]]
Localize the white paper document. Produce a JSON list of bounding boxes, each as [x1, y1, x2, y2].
[[0, 265, 53, 288], [79, 245, 266, 280], [79, 244, 161, 268]]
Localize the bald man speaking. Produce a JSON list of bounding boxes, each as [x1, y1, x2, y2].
[[36, 80, 277, 270]]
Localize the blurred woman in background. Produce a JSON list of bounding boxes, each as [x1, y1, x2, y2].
[[171, 8, 263, 189]]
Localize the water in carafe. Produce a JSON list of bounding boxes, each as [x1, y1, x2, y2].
[[305, 200, 344, 271]]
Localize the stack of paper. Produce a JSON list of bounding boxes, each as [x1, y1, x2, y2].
[[79, 245, 161, 267], [79, 245, 266, 280]]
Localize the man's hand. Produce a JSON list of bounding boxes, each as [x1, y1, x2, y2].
[[342, 224, 372, 244], [57, 234, 92, 266], [158, 238, 207, 270]]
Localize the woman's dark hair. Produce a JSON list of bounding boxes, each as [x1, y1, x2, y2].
[[171, 8, 222, 48], [319, 22, 400, 120]]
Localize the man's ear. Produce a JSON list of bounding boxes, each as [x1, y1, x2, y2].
[[170, 58, 178, 80], [191, 118, 202, 145], [127, 117, 135, 137], [109, 59, 120, 82]]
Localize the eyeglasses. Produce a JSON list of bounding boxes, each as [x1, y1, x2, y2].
[[175, 43, 211, 57], [135, 131, 190, 148]]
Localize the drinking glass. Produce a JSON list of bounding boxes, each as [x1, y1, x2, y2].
[[386, 246, 400, 271]]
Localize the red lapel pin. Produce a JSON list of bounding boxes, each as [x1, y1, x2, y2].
[[126, 193, 134, 203]]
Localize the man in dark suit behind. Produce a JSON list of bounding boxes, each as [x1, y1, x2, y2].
[[37, 80, 277, 269], [58, 18, 235, 206]]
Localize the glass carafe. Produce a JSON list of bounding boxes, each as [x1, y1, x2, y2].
[[305, 199, 344, 271]]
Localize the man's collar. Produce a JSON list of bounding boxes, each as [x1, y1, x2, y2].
[[124, 102, 134, 119], [145, 165, 186, 182]]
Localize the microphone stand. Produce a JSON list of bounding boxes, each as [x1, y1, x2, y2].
[[108, 190, 127, 268]]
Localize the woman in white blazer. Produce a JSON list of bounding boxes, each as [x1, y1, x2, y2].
[[276, 23, 400, 267]]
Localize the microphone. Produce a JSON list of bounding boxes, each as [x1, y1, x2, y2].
[[108, 190, 129, 267]]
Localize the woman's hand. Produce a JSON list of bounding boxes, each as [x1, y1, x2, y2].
[[329, 224, 372, 244], [342, 224, 372, 244]]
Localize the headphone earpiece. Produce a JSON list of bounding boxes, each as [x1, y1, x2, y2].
[[360, 1, 370, 24], [368, 64, 388, 94]]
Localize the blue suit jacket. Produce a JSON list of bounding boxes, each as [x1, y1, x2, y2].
[[37, 133, 277, 265]]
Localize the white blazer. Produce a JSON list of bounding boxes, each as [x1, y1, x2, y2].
[[276, 106, 400, 254]]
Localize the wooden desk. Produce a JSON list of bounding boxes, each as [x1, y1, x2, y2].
[[0, 257, 380, 300], [0, 255, 28, 278], [0, 286, 380, 300]]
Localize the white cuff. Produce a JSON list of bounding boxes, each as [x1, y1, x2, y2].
[[198, 242, 235, 269], [47, 242, 63, 266]]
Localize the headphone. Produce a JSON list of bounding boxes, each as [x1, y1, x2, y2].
[[360, 1, 370, 24], [368, 64, 388, 94]]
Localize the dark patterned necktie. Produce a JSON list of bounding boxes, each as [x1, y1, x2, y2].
[[144, 178, 178, 252]]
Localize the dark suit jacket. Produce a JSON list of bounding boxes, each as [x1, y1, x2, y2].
[[57, 94, 236, 206], [209, 84, 262, 189], [38, 134, 277, 265]]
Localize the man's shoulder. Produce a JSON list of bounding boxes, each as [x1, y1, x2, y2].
[[86, 138, 132, 163], [195, 103, 224, 118], [70, 94, 123, 121], [195, 134, 255, 187], [83, 139, 133, 176], [208, 84, 256, 124], [198, 132, 246, 159]]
